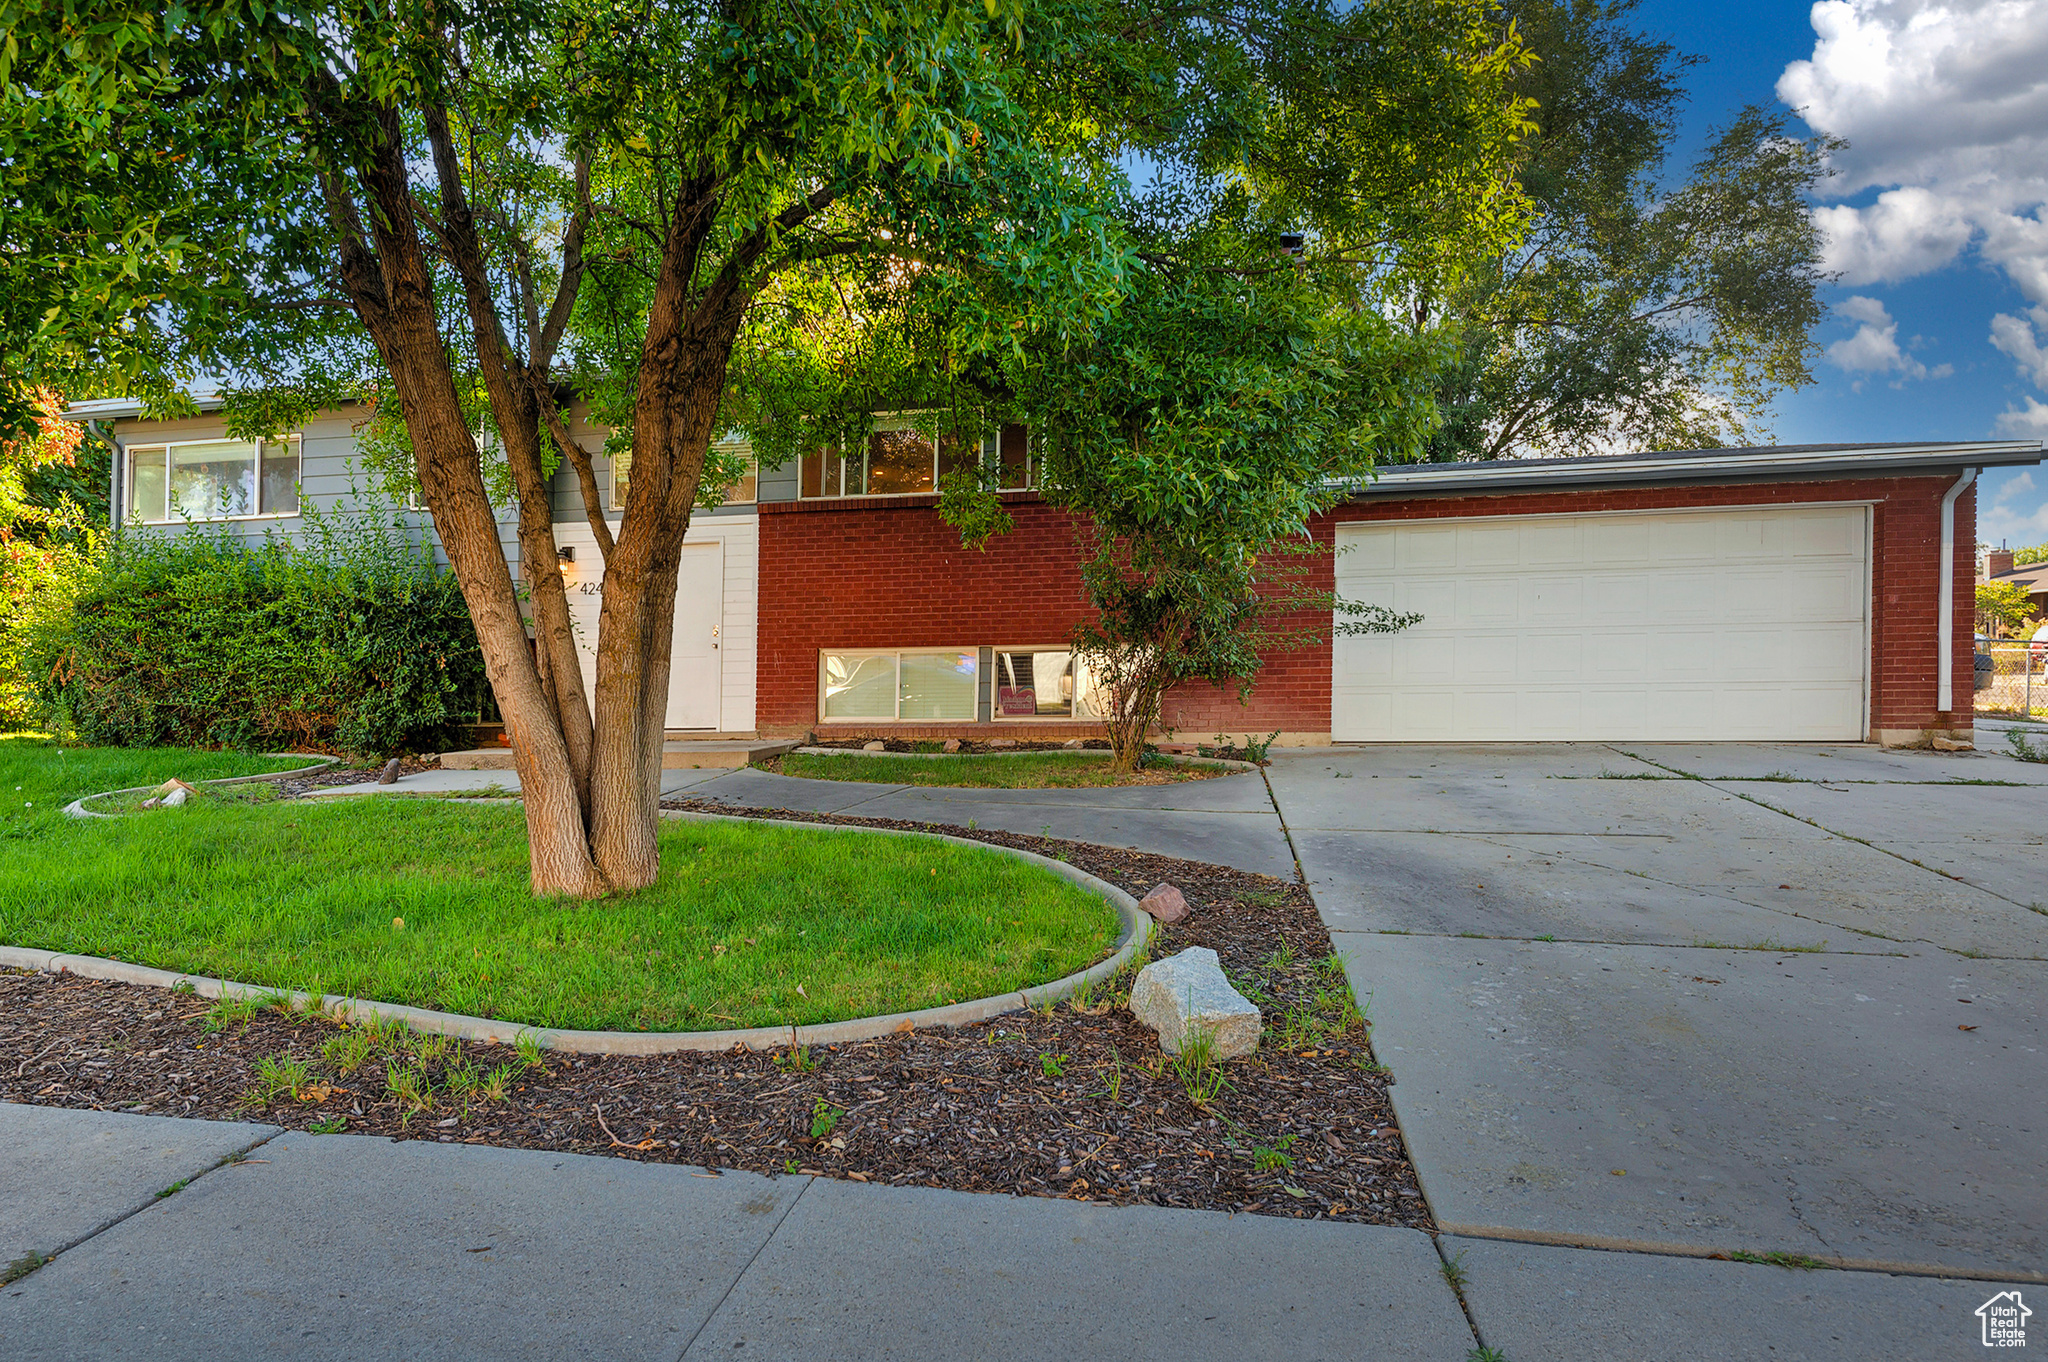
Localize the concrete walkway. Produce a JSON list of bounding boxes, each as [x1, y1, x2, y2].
[[311, 762, 1299, 877], [1, 1103, 2016, 1362]]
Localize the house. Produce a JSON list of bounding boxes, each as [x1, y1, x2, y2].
[[69, 394, 2044, 749], [1980, 547, 2048, 623]]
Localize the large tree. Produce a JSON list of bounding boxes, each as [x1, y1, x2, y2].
[[1422, 0, 1841, 460], [690, 0, 1536, 769], [2, 0, 1124, 894]]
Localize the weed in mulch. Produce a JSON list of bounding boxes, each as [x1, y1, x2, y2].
[[0, 818, 1426, 1229]]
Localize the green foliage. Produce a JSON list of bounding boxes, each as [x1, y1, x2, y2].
[[2013, 544, 2048, 567], [1425, 0, 1840, 458], [35, 508, 486, 756], [1977, 580, 2037, 636], [2007, 730, 2048, 764]]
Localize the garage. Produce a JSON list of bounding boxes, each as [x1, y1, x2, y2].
[[1331, 505, 1871, 742]]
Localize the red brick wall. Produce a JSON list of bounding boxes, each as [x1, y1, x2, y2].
[[759, 475, 1978, 740], [758, 493, 1098, 735]]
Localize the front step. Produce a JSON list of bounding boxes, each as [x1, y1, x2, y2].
[[440, 739, 796, 772]]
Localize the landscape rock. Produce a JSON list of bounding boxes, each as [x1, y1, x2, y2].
[[377, 757, 403, 785], [1063, 738, 1085, 749], [988, 739, 1017, 749], [1137, 883, 1189, 924], [942, 739, 961, 753], [1130, 947, 1261, 1059], [140, 778, 198, 810], [1931, 735, 1974, 752], [862, 741, 886, 753]]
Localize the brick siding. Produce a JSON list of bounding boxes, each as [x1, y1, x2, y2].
[[758, 475, 1976, 741]]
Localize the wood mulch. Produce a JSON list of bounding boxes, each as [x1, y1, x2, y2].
[[803, 737, 1112, 754], [0, 815, 1427, 1230], [274, 756, 440, 797]]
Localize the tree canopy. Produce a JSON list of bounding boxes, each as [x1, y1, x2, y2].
[[2, 0, 1132, 892], [1421, 0, 1841, 460]]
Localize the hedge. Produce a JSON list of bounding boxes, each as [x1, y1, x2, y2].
[[34, 515, 488, 756]]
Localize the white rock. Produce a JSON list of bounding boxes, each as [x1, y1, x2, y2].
[[1130, 947, 1260, 1058], [862, 740, 886, 752]]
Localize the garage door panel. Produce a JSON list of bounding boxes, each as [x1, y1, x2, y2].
[[1399, 527, 1458, 570], [1459, 578, 1521, 623], [1332, 507, 1868, 742], [1662, 572, 1721, 619], [1523, 578, 1582, 621], [1584, 575, 1651, 617]]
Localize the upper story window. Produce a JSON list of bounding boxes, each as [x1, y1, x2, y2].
[[800, 420, 1034, 499], [126, 437, 300, 523], [612, 442, 756, 511]]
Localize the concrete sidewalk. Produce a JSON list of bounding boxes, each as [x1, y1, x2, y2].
[[1, 1103, 2020, 1362], [1, 1105, 1463, 1362]]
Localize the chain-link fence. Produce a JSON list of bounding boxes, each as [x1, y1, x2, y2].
[[1975, 639, 2048, 718]]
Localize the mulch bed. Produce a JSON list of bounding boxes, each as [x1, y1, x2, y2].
[[803, 737, 1113, 754], [274, 756, 440, 797], [0, 814, 1426, 1230]]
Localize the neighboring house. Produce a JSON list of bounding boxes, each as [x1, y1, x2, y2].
[[70, 394, 2044, 749], [1979, 547, 2048, 622]]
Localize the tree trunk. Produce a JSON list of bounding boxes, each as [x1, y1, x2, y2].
[[325, 105, 607, 899]]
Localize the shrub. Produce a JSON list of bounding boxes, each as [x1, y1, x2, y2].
[[33, 507, 487, 755]]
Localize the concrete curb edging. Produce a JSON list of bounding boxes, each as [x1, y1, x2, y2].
[[63, 755, 343, 820], [791, 746, 1257, 773], [4, 811, 1150, 1056]]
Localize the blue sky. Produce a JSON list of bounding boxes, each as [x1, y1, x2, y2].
[[1629, 0, 2048, 547]]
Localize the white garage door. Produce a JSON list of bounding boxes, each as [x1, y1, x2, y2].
[[1331, 507, 1869, 742]]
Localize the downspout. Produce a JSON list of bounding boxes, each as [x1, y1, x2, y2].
[[1937, 467, 1977, 716]]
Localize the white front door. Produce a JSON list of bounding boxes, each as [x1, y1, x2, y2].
[[1330, 506, 1870, 742], [665, 542, 723, 729], [565, 539, 724, 731]]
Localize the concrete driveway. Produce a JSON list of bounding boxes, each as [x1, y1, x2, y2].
[[1267, 740, 2047, 1311]]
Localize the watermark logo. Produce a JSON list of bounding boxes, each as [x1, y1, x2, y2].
[[1979, 1291, 2031, 1348]]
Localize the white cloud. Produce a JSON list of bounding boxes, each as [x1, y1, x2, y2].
[[1979, 464, 2048, 544], [1812, 188, 1974, 284], [1780, 1, 2048, 317], [1826, 295, 1953, 383], [1994, 394, 2048, 438], [1990, 309, 2048, 386]]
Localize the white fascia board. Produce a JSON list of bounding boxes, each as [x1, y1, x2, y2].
[[1347, 441, 2044, 497], [64, 394, 229, 421]]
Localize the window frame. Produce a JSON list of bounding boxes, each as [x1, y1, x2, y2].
[[817, 647, 982, 724], [798, 415, 1032, 500], [613, 441, 757, 511], [123, 434, 302, 525], [989, 645, 1098, 721]]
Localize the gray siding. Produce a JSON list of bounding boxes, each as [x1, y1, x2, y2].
[[758, 453, 799, 503], [109, 407, 510, 573]]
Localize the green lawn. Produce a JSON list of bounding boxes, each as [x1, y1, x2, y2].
[[0, 734, 322, 831], [0, 740, 1121, 1031], [777, 750, 1229, 788]]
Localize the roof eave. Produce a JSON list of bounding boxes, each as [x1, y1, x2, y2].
[[1348, 442, 2045, 499]]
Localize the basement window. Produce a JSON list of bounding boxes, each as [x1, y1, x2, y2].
[[820, 650, 979, 722], [992, 648, 1105, 720]]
